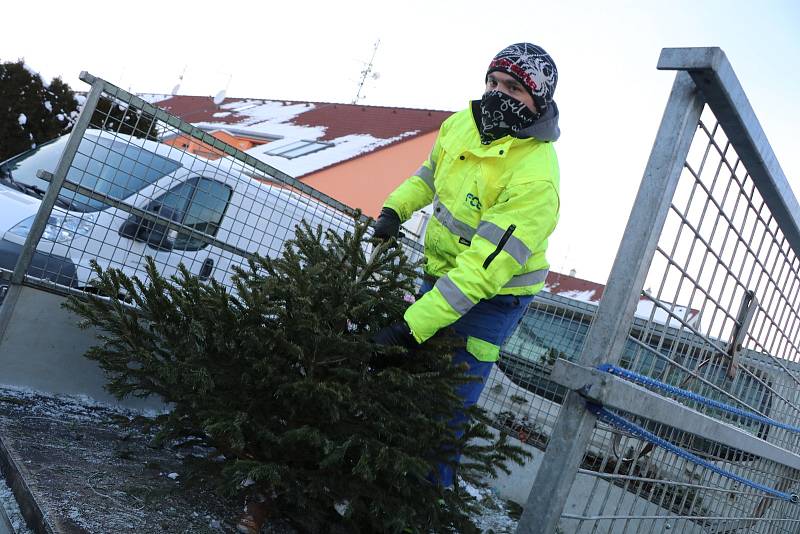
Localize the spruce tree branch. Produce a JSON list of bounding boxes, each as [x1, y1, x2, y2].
[[355, 239, 391, 284]]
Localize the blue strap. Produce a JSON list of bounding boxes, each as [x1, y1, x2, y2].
[[596, 364, 800, 434], [587, 403, 798, 503]]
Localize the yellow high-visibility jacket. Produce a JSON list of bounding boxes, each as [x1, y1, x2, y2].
[[384, 104, 560, 346]]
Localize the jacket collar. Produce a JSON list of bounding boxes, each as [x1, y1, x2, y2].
[[469, 99, 561, 144], [515, 101, 560, 142]]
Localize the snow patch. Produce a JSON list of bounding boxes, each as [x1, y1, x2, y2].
[[246, 130, 419, 178], [0, 476, 33, 534], [17, 113, 27, 126], [334, 499, 350, 516], [554, 289, 597, 302], [138, 93, 172, 104], [21, 63, 39, 78], [0, 383, 167, 418], [219, 99, 314, 124], [635, 299, 697, 327], [460, 478, 519, 532], [44, 100, 52, 112]]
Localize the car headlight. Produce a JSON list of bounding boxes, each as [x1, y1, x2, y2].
[[9, 211, 96, 243]]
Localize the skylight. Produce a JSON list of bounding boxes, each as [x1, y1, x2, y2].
[[265, 140, 332, 159]]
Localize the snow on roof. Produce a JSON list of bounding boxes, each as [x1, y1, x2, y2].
[[138, 93, 173, 104], [544, 271, 605, 303], [247, 130, 420, 177], [634, 299, 698, 329], [151, 95, 453, 177], [543, 270, 701, 327]]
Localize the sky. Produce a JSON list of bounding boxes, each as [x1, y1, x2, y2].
[[2, 0, 799, 284]]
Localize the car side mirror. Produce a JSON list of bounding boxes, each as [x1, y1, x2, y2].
[[118, 202, 181, 251]]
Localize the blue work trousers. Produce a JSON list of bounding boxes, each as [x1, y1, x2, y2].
[[418, 279, 533, 487]]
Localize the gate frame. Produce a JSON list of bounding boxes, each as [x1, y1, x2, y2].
[[516, 46, 800, 533]]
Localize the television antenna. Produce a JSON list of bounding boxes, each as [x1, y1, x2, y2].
[[352, 39, 381, 104], [171, 65, 187, 96]]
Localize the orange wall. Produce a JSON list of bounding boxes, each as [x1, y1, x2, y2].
[[163, 131, 267, 160], [300, 130, 438, 219]]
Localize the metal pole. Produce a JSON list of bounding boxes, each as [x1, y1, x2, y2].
[[515, 70, 705, 534], [658, 48, 800, 256], [10, 83, 103, 285], [0, 78, 103, 343]]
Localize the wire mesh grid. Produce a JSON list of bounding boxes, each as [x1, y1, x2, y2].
[[568, 410, 800, 534], [4, 77, 424, 298], [567, 104, 800, 532], [479, 292, 596, 451]]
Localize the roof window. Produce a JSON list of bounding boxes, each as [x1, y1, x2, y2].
[[265, 140, 332, 159]]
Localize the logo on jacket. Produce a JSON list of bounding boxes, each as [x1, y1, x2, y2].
[[465, 193, 482, 210]]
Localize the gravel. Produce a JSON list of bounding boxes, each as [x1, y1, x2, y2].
[[0, 385, 520, 533]]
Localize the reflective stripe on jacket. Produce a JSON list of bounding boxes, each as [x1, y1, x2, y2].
[[384, 106, 560, 344]]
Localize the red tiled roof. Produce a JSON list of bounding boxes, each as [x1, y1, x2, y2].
[[156, 96, 240, 125], [546, 270, 701, 324], [154, 96, 453, 142], [545, 271, 605, 302], [296, 104, 452, 141]]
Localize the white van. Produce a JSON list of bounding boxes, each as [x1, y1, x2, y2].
[[0, 129, 355, 301]]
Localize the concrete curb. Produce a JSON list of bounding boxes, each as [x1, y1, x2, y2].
[[0, 498, 14, 534], [0, 434, 56, 534]]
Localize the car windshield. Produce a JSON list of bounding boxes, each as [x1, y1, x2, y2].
[[0, 134, 182, 212]]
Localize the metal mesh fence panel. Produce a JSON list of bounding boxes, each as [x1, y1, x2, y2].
[[514, 50, 800, 534], [565, 103, 800, 533], [2, 74, 424, 298], [481, 292, 595, 451]]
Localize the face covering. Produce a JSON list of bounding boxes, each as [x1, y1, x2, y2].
[[478, 90, 540, 145]]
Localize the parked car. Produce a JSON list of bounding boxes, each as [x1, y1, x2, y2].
[[0, 130, 354, 302]]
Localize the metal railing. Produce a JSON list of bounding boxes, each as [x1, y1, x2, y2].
[[2, 47, 799, 534], [0, 72, 425, 305], [500, 47, 800, 533]]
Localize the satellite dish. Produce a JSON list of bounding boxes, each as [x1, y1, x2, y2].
[[171, 84, 180, 96], [213, 89, 226, 105]]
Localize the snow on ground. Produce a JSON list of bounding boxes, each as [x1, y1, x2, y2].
[[0, 383, 165, 420], [0, 385, 520, 533], [0, 476, 33, 534], [0, 385, 231, 533], [461, 479, 520, 532]]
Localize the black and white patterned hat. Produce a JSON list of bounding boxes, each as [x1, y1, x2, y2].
[[486, 43, 558, 111]]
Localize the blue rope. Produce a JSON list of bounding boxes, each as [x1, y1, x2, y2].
[[596, 364, 800, 435], [587, 403, 798, 503]]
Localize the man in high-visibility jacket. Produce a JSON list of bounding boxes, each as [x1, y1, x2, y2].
[[372, 42, 560, 486]]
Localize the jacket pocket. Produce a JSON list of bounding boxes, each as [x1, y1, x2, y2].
[[467, 336, 500, 362], [482, 224, 517, 269]]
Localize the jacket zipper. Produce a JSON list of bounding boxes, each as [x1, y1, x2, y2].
[[483, 224, 516, 269]]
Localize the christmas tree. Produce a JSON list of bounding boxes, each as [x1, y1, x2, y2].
[[65, 217, 528, 533]]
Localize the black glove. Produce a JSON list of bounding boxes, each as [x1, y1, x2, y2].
[[372, 321, 418, 350], [372, 207, 401, 241]]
